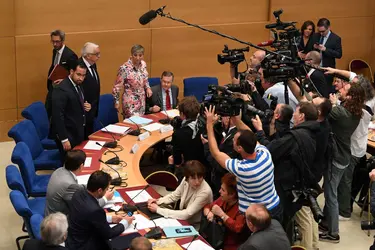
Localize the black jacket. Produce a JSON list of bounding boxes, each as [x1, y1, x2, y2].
[[313, 32, 342, 68], [47, 46, 78, 91], [51, 78, 85, 148], [67, 189, 124, 250], [261, 121, 321, 190], [309, 69, 329, 98], [146, 84, 179, 113], [23, 239, 67, 250], [78, 57, 101, 122], [172, 119, 205, 166]]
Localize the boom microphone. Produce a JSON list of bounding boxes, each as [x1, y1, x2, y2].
[[139, 6, 166, 25]]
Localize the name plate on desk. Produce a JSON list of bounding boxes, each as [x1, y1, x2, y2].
[[130, 143, 140, 154], [138, 132, 150, 141], [160, 125, 173, 133]]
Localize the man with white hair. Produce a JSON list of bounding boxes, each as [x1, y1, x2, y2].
[[22, 212, 68, 250], [79, 42, 101, 138]]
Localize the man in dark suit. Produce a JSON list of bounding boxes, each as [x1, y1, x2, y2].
[[147, 71, 179, 113], [51, 61, 91, 154], [22, 212, 69, 250], [46, 30, 78, 119], [305, 51, 329, 97], [238, 204, 290, 250], [201, 116, 239, 198], [313, 18, 342, 88], [67, 171, 134, 250], [79, 42, 101, 139]]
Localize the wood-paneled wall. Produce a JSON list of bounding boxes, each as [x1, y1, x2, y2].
[[1, 0, 374, 141]]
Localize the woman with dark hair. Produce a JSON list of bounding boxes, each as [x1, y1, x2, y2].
[[298, 20, 315, 59], [147, 160, 213, 229], [203, 173, 246, 250], [320, 83, 365, 243]]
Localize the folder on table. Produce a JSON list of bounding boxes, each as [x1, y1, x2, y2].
[[163, 226, 198, 238]]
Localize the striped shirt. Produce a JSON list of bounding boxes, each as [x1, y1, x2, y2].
[[225, 144, 280, 212]]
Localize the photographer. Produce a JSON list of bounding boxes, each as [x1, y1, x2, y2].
[[205, 106, 283, 222], [254, 102, 321, 237], [170, 96, 205, 176], [229, 50, 265, 84], [252, 103, 293, 145], [201, 116, 239, 199]]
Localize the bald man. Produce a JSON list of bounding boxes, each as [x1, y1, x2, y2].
[[238, 204, 290, 250], [305, 51, 329, 97], [129, 237, 152, 250], [230, 50, 266, 84]]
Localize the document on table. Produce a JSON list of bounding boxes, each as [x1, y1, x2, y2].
[[125, 189, 152, 203], [133, 214, 155, 229], [101, 124, 130, 134], [124, 116, 153, 125], [141, 123, 165, 132], [77, 174, 91, 185], [84, 157, 92, 167], [162, 110, 180, 118], [153, 218, 182, 228], [110, 223, 137, 234], [181, 239, 214, 250], [83, 141, 105, 150]]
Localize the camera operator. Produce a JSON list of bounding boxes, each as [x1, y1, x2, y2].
[[230, 50, 265, 84], [205, 106, 283, 222], [254, 102, 321, 238], [170, 96, 205, 177], [252, 103, 293, 145], [201, 116, 239, 199]]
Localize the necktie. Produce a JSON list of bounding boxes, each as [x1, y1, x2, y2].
[[76, 85, 84, 108], [90, 65, 98, 82], [53, 51, 60, 65], [319, 36, 324, 45], [166, 89, 171, 110]]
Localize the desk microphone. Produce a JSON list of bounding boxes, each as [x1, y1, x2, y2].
[[98, 159, 123, 186], [145, 219, 162, 239], [159, 108, 171, 125], [185, 234, 199, 249], [129, 184, 150, 205], [124, 113, 141, 136], [98, 120, 118, 148], [122, 184, 150, 214], [95, 142, 120, 165]]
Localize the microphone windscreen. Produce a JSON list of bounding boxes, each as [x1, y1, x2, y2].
[[139, 10, 157, 25]]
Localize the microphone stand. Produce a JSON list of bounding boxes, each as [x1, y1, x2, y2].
[[98, 159, 124, 186], [98, 120, 118, 148], [155, 8, 289, 60]]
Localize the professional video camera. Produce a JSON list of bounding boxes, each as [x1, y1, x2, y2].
[[293, 188, 324, 223], [217, 45, 249, 65]]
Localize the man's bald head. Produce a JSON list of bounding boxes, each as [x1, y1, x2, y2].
[[130, 237, 152, 250], [245, 204, 271, 232], [250, 50, 266, 68], [306, 51, 321, 66]]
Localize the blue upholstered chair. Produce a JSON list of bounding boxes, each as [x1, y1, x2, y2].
[[21, 101, 57, 149], [11, 142, 51, 197], [93, 94, 120, 132], [148, 77, 161, 87], [6, 165, 46, 215], [183, 77, 219, 101], [9, 190, 36, 250], [30, 214, 43, 240], [8, 120, 61, 170]]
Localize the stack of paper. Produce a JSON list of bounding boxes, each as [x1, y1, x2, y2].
[[125, 189, 152, 203], [153, 218, 182, 229], [83, 141, 105, 150], [124, 116, 153, 125], [141, 123, 165, 132], [101, 124, 130, 134], [77, 174, 91, 185], [84, 157, 92, 167], [181, 239, 214, 250], [162, 110, 180, 118]]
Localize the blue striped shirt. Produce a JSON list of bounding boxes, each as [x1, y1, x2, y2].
[[225, 144, 280, 212]]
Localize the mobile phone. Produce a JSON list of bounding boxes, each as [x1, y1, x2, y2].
[[175, 228, 192, 233]]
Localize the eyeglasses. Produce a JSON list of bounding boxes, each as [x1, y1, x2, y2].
[[90, 52, 101, 57]]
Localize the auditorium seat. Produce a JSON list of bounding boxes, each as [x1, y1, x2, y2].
[[11, 142, 51, 197], [183, 77, 218, 101], [8, 120, 61, 170], [30, 214, 43, 240], [21, 101, 57, 150], [148, 77, 161, 87], [93, 94, 119, 132]]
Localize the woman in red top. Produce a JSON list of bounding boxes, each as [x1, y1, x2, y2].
[[203, 173, 246, 250]]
